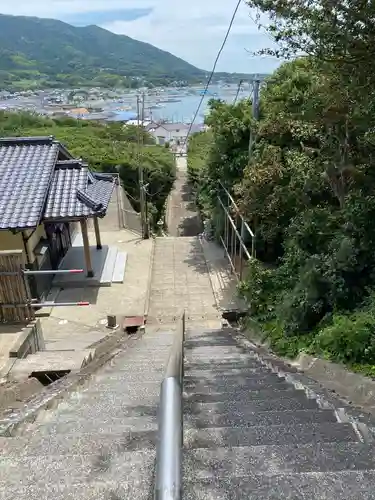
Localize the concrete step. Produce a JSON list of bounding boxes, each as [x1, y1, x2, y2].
[[65, 391, 160, 409], [183, 443, 375, 478], [100, 365, 166, 376], [185, 340, 239, 348], [112, 251, 127, 283], [184, 375, 290, 391], [0, 428, 157, 456], [44, 339, 103, 351], [183, 471, 375, 499], [0, 449, 155, 486], [53, 402, 159, 420], [0, 478, 154, 500], [100, 246, 118, 286], [185, 361, 265, 371], [186, 354, 258, 363], [79, 381, 161, 397], [185, 367, 271, 378], [185, 372, 283, 383], [185, 409, 337, 428], [27, 415, 158, 436], [186, 347, 251, 356], [9, 350, 94, 380], [184, 397, 320, 415], [92, 371, 165, 384], [184, 387, 304, 403], [184, 422, 359, 449]]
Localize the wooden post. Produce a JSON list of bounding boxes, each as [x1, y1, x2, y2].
[[93, 216, 102, 250], [80, 219, 94, 277]]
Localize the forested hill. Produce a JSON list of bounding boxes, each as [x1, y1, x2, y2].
[[0, 13, 208, 90]]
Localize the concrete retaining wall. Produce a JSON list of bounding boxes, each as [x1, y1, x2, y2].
[[9, 320, 45, 359]]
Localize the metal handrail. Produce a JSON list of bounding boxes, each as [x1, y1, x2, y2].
[[154, 311, 186, 500]]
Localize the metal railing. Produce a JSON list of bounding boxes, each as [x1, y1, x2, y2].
[[216, 182, 256, 281], [154, 311, 186, 500]]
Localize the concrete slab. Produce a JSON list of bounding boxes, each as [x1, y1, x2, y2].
[[9, 350, 95, 380], [147, 237, 221, 325], [112, 251, 127, 283], [53, 244, 110, 288], [99, 246, 118, 286], [200, 238, 247, 313]]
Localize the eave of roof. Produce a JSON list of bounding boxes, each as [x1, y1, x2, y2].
[[0, 136, 61, 231], [0, 137, 113, 231], [43, 162, 115, 222]]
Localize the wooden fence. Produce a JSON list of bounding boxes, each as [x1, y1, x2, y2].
[[0, 250, 35, 323]]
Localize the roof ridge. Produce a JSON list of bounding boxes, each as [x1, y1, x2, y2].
[[0, 136, 55, 146], [56, 159, 88, 169], [76, 188, 103, 212]]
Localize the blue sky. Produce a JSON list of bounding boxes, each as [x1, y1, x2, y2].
[[0, 0, 281, 74]]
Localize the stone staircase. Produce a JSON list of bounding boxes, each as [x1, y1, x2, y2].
[[0, 326, 175, 499], [183, 327, 375, 499]]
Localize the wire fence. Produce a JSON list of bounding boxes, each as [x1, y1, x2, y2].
[[214, 183, 256, 281]]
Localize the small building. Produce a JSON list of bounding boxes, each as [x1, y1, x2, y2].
[[146, 122, 204, 145], [0, 136, 116, 300]]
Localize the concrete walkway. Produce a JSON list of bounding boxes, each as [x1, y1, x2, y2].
[[166, 156, 202, 237], [39, 185, 153, 351], [1, 187, 154, 380], [148, 237, 221, 327]]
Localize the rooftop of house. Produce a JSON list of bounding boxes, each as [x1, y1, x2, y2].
[[146, 122, 205, 134], [0, 136, 116, 231]]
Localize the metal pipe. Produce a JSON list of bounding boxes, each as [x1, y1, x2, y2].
[[219, 182, 255, 238], [0, 301, 89, 308], [0, 269, 84, 276], [154, 312, 185, 500], [154, 378, 182, 500], [218, 197, 252, 261]]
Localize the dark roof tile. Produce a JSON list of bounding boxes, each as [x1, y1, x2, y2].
[[0, 138, 59, 230], [44, 163, 115, 221], [0, 137, 115, 229]]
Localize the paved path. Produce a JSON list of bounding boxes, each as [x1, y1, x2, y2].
[[147, 237, 221, 326], [40, 229, 153, 341], [167, 156, 202, 237]]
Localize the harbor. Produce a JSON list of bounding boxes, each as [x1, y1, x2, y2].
[[0, 83, 252, 124]]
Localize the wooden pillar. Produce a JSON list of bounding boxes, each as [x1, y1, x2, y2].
[[80, 219, 94, 277], [93, 216, 102, 250]]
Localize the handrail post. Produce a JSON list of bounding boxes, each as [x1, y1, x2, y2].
[[154, 311, 186, 500]]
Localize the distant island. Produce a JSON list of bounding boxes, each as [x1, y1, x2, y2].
[[0, 14, 267, 92]]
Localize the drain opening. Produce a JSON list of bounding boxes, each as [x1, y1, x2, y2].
[[122, 316, 145, 335], [125, 325, 139, 334], [222, 310, 247, 325], [29, 370, 71, 386]]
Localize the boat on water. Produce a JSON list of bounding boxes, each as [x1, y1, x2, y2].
[[149, 103, 166, 109], [115, 105, 133, 111], [158, 98, 182, 103]]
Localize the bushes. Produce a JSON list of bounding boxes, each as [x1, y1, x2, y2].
[[0, 111, 175, 231], [312, 307, 375, 365], [187, 57, 375, 372]]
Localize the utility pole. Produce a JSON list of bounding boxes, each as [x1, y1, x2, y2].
[[248, 79, 260, 157], [137, 93, 148, 239]]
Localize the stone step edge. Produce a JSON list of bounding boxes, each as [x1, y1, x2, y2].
[[229, 329, 374, 445], [0, 330, 145, 438]]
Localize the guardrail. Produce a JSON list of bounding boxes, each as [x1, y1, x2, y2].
[[154, 311, 186, 500]]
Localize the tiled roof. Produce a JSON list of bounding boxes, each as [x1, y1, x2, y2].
[[44, 161, 115, 221], [0, 137, 60, 230], [0, 137, 116, 230]]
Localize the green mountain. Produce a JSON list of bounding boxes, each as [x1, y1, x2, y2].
[[0, 13, 209, 90]]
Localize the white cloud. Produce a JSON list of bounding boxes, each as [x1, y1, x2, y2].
[[0, 0, 280, 73]]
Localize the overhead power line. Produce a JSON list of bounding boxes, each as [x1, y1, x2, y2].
[[184, 0, 243, 144], [233, 79, 244, 104]]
